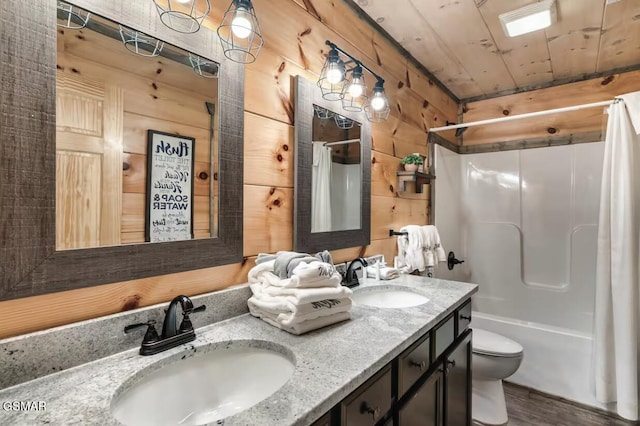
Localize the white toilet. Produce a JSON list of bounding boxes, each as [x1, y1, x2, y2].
[[472, 328, 524, 425]]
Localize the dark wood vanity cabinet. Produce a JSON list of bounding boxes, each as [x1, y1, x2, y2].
[[324, 300, 472, 426]]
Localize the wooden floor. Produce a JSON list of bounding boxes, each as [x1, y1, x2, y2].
[[497, 382, 637, 426]]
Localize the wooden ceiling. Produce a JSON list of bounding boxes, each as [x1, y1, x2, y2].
[[352, 0, 640, 101]]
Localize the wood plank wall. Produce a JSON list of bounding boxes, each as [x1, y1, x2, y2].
[[0, 0, 457, 339], [461, 70, 640, 146]]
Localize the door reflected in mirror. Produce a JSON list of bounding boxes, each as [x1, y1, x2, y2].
[[56, 2, 219, 250], [311, 105, 362, 233]]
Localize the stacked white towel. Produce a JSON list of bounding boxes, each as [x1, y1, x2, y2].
[[247, 255, 352, 335], [396, 225, 446, 273]]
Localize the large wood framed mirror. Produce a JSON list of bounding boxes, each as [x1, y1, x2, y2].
[[294, 76, 371, 253], [0, 0, 244, 301]]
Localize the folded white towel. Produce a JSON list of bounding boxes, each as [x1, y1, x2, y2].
[[247, 294, 352, 317], [619, 92, 640, 135], [365, 265, 399, 280], [420, 226, 435, 267], [248, 296, 352, 325], [248, 259, 340, 288], [250, 283, 352, 305], [426, 225, 447, 262], [257, 311, 351, 335], [399, 225, 426, 272], [248, 259, 276, 284], [255, 269, 342, 289], [421, 225, 446, 267]]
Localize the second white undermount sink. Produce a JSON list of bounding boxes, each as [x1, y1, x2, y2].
[[111, 342, 295, 426], [352, 286, 429, 309]]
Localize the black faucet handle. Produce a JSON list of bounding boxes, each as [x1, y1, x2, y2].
[[179, 304, 206, 333], [188, 304, 206, 314], [124, 320, 159, 343]]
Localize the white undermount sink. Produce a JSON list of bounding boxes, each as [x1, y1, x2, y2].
[[352, 286, 429, 308], [111, 342, 295, 426]]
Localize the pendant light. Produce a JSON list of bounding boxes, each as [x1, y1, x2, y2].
[[364, 79, 391, 123], [217, 0, 264, 64], [341, 65, 367, 112], [153, 0, 210, 34], [57, 1, 91, 29], [119, 25, 165, 57], [314, 105, 335, 120], [334, 115, 354, 130], [318, 48, 347, 101], [189, 53, 219, 78]]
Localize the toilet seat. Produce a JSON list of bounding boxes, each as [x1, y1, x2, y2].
[[472, 328, 523, 358]]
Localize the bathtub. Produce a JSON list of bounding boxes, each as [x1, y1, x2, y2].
[[434, 142, 615, 412], [471, 311, 614, 412]]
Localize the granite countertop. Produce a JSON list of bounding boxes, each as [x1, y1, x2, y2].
[[0, 275, 477, 426]]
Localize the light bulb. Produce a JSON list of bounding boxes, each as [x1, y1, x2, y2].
[[175, 0, 191, 3], [231, 8, 252, 39], [326, 63, 344, 84], [371, 94, 386, 111], [348, 78, 364, 97]]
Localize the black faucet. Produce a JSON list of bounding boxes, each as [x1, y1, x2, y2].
[[125, 295, 206, 356], [343, 258, 368, 288]]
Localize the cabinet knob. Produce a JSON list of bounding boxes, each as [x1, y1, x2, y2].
[[460, 315, 471, 321], [360, 402, 380, 421], [447, 360, 456, 368], [410, 359, 427, 371]]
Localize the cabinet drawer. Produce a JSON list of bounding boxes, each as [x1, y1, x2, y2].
[[434, 315, 455, 360], [457, 300, 472, 336], [399, 335, 430, 397], [343, 365, 392, 426]]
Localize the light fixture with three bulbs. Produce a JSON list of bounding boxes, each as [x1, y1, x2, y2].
[[318, 40, 390, 123]]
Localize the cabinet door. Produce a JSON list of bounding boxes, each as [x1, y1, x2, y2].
[[444, 330, 472, 426], [399, 368, 442, 426], [311, 412, 331, 426]]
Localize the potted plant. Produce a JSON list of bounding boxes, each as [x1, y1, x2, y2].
[[401, 153, 424, 172]]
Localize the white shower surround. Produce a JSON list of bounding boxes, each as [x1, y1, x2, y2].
[[435, 142, 611, 410], [329, 162, 361, 231]]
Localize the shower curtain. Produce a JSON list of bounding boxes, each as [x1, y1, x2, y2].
[[594, 93, 640, 421], [311, 142, 332, 232]]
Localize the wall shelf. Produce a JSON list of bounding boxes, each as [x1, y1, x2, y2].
[[397, 171, 435, 193]]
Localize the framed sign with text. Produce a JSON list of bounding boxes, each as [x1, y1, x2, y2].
[[145, 130, 196, 243]]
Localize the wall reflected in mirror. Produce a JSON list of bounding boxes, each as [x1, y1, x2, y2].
[[311, 105, 362, 233], [56, 1, 219, 250]]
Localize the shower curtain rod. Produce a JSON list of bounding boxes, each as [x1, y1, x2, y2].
[[429, 100, 613, 133], [323, 139, 360, 147]]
